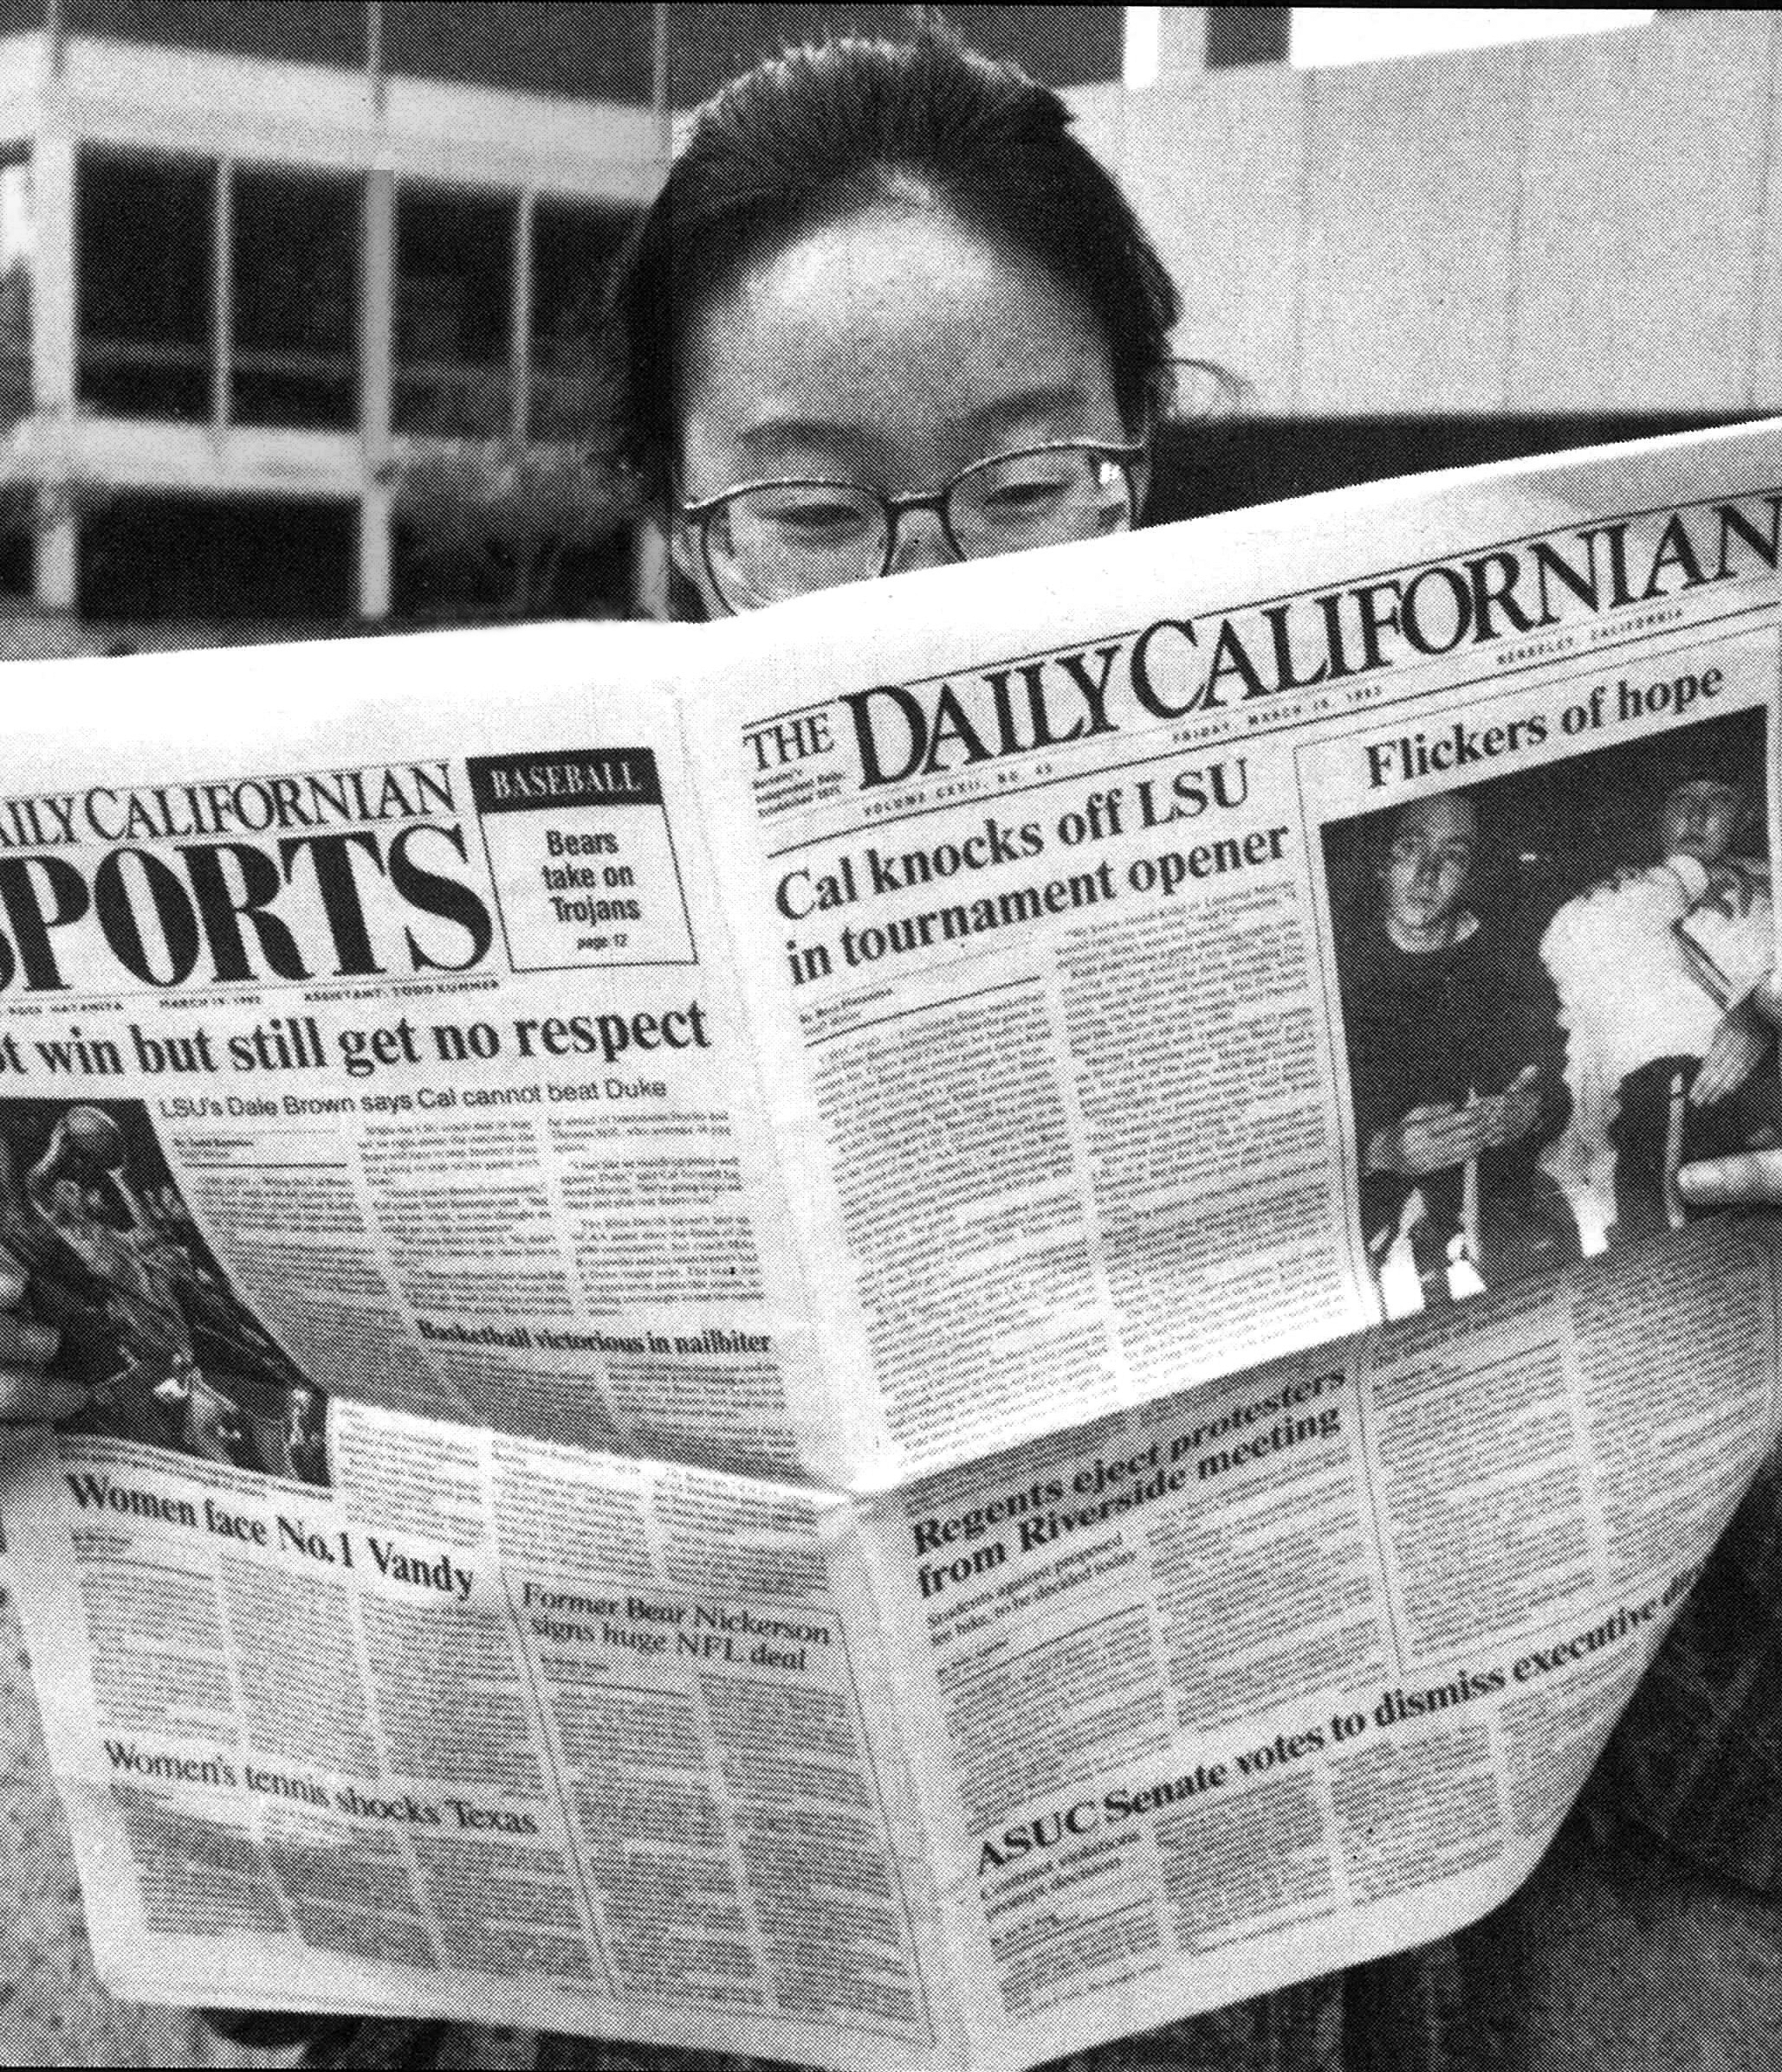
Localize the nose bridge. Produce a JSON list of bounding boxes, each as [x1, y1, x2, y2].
[[885, 492, 959, 575]]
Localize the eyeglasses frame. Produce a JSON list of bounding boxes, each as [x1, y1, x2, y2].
[[677, 437, 1150, 610]]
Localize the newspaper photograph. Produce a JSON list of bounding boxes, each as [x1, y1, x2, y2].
[[0, 422, 1780, 2067], [1319, 674, 1773, 1308], [0, 1095, 330, 1480]]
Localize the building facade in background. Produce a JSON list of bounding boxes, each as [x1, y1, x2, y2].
[[0, 1, 1124, 633]]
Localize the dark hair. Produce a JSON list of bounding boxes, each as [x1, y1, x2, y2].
[[603, 30, 1183, 500]]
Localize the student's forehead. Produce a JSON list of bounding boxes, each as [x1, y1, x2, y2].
[[680, 204, 1118, 457]]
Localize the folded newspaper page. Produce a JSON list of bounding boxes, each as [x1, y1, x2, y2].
[[3, 422, 1781, 2068]]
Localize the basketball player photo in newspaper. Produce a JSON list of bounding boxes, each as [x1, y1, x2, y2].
[[0, 1096, 328, 1483]]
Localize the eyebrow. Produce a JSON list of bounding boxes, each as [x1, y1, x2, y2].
[[730, 385, 1119, 467], [957, 385, 1115, 434], [732, 420, 885, 466]]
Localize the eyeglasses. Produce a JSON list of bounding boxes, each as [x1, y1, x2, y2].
[[681, 440, 1145, 612]]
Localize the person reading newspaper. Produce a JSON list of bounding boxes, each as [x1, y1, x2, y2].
[[1, 29, 1779, 2072], [1339, 793, 1572, 1318], [1541, 763, 1778, 1246]]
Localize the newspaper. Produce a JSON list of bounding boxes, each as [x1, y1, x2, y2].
[[3, 421, 1781, 2069]]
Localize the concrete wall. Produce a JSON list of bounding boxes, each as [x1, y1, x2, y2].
[[1068, 10, 1782, 419]]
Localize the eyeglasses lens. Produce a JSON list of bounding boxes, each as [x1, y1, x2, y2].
[[703, 450, 1137, 609], [706, 485, 889, 609], [947, 450, 1133, 557]]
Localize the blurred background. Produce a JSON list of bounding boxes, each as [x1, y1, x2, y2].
[[1, 4, 1778, 2063]]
